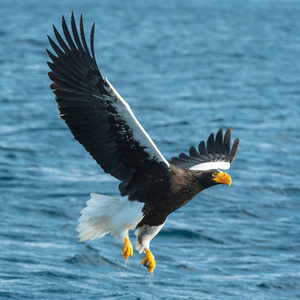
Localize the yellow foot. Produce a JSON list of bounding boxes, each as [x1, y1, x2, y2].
[[123, 237, 133, 259], [141, 249, 156, 273]]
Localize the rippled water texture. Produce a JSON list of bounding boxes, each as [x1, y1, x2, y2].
[[1, 0, 300, 299]]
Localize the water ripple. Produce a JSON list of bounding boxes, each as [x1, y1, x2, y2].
[[1, 1, 300, 299]]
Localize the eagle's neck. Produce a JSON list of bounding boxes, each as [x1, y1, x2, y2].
[[169, 166, 209, 209]]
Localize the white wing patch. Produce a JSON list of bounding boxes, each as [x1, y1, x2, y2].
[[189, 161, 231, 171], [100, 79, 170, 167]]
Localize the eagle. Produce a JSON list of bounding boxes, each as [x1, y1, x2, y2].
[[47, 13, 239, 273]]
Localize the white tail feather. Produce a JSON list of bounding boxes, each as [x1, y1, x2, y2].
[[76, 193, 144, 243]]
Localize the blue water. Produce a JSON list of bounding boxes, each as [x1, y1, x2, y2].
[[1, 0, 300, 299]]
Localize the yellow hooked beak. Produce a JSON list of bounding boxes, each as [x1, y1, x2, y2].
[[213, 172, 232, 186]]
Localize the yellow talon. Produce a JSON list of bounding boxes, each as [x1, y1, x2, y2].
[[141, 249, 156, 273], [122, 237, 133, 259]]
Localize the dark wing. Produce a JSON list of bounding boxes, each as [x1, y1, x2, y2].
[[170, 127, 239, 171], [47, 14, 169, 192]]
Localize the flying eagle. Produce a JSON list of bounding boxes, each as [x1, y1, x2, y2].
[[47, 14, 239, 273]]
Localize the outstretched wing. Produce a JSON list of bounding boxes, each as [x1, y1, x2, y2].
[[47, 13, 169, 187], [170, 127, 239, 171]]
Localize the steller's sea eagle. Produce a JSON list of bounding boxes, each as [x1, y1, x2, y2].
[[47, 13, 239, 273]]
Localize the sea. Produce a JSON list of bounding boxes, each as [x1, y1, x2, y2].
[[0, 0, 300, 299]]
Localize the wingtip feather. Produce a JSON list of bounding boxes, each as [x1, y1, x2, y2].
[[229, 138, 239, 164], [172, 127, 239, 170]]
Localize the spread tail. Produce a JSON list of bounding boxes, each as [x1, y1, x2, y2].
[[76, 193, 144, 242]]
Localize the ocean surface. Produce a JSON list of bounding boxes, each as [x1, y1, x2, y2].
[[1, 0, 300, 299]]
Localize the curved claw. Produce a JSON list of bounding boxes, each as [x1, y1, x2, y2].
[[123, 238, 133, 259], [141, 249, 156, 273]]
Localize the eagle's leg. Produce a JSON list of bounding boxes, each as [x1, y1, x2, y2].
[[136, 220, 167, 273], [141, 249, 156, 273], [123, 237, 133, 259]]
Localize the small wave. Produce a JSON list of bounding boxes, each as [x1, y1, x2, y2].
[[236, 208, 259, 219], [33, 270, 79, 280], [160, 228, 201, 239], [0, 292, 24, 299], [251, 186, 300, 196], [65, 254, 124, 270], [33, 208, 69, 219], [258, 281, 300, 291], [0, 176, 15, 181], [0, 256, 39, 265], [177, 263, 200, 272], [160, 229, 224, 244]]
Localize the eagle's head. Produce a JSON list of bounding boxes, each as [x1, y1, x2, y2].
[[194, 169, 232, 189]]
